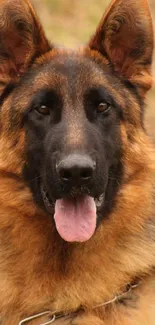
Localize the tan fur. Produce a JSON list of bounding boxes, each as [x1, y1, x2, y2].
[[0, 0, 154, 324]]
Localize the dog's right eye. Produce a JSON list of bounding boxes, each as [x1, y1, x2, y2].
[[35, 105, 50, 115], [97, 103, 111, 114]]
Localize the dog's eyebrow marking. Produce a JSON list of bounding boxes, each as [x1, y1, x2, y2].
[[23, 88, 62, 116], [84, 86, 123, 116]]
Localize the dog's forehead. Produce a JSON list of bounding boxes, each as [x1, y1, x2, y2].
[[10, 50, 117, 115], [12, 49, 131, 116], [34, 50, 108, 87]]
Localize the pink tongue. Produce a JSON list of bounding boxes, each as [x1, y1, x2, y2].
[[54, 196, 97, 242]]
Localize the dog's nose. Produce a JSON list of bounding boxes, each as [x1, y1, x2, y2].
[[57, 154, 95, 185]]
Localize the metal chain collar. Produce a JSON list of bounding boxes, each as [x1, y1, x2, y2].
[[18, 280, 139, 325]]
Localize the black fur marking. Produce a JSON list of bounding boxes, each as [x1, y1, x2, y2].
[[0, 83, 16, 106], [84, 86, 123, 122], [97, 162, 123, 225], [23, 88, 63, 124], [123, 80, 144, 108], [122, 79, 145, 126]]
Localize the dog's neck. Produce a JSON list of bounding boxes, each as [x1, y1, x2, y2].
[[18, 278, 141, 325]]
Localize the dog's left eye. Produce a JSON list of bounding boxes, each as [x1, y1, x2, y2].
[[35, 105, 50, 115], [97, 103, 111, 114]]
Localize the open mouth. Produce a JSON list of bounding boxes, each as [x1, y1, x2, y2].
[[41, 185, 104, 243]]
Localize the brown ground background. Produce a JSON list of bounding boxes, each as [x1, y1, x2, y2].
[[32, 0, 155, 139]]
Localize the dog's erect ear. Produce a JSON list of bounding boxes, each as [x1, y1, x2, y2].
[[89, 0, 154, 95], [0, 0, 50, 93]]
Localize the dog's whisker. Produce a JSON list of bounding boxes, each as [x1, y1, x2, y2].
[[29, 173, 46, 182]]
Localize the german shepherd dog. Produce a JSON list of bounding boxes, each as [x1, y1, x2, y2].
[[0, 0, 155, 324]]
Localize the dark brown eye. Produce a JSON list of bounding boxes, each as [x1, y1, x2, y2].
[[97, 103, 111, 114], [35, 105, 50, 115]]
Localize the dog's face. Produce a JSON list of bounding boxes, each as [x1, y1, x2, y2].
[[22, 54, 123, 242], [0, 0, 153, 243]]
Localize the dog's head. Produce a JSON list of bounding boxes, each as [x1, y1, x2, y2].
[[0, 0, 153, 242]]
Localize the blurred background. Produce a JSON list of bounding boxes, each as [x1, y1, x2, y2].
[[32, 0, 155, 138]]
